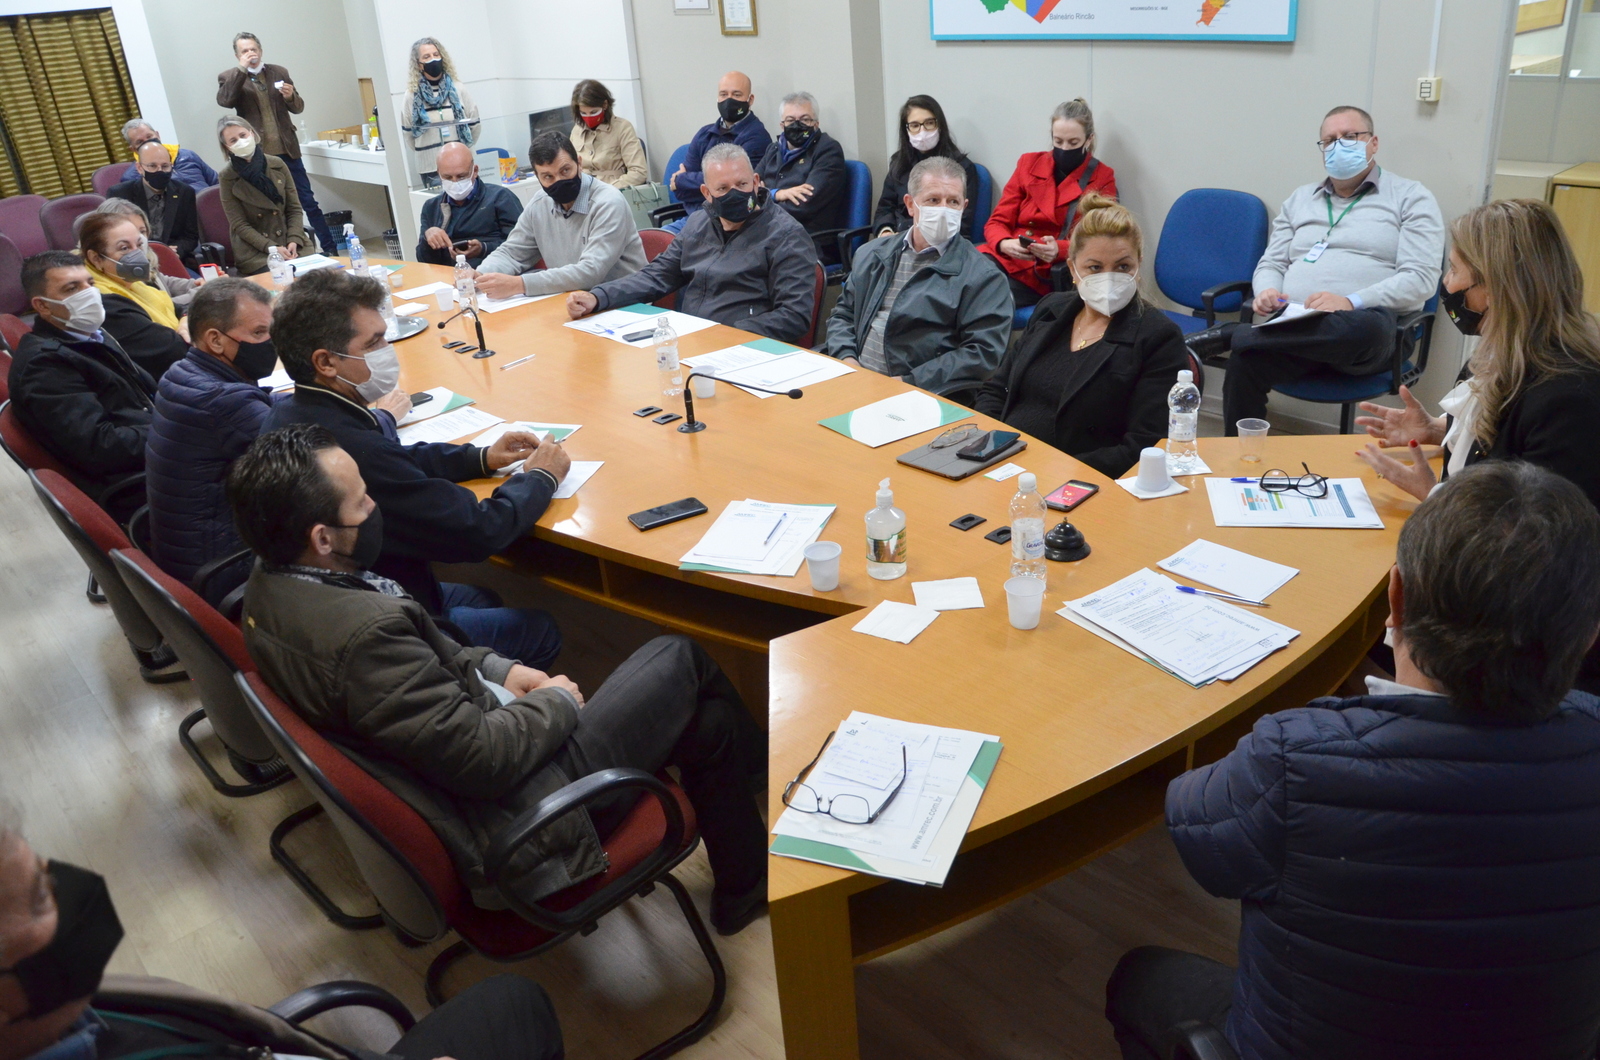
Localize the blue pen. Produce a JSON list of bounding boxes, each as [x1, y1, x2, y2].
[[1176, 585, 1269, 607], [1229, 477, 1257, 482]]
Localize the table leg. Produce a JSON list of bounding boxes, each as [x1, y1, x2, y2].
[[770, 884, 859, 1059]]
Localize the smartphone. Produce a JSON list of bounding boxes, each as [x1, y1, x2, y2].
[[1046, 480, 1100, 512], [451, 239, 473, 250], [408, 392, 434, 406], [628, 497, 709, 531], [956, 430, 1021, 461], [1017, 236, 1035, 248]]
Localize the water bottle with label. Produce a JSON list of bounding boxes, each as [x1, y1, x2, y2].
[[654, 315, 682, 397], [1009, 472, 1048, 581], [865, 477, 907, 580], [345, 223, 366, 273], [266, 245, 290, 287], [453, 253, 476, 311], [1167, 369, 1202, 475]]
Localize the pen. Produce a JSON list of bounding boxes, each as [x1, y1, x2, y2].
[[764, 513, 790, 546], [499, 353, 537, 371], [1229, 477, 1258, 482], [1176, 585, 1269, 607]]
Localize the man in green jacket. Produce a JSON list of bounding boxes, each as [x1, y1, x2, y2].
[[825, 156, 1013, 400], [226, 424, 768, 935]]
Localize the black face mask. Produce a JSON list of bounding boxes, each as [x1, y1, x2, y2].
[[1052, 145, 1087, 180], [422, 58, 445, 79], [717, 98, 750, 125], [783, 123, 814, 148], [332, 505, 384, 570], [544, 174, 583, 206], [0, 862, 123, 1020], [144, 170, 172, 192], [231, 336, 277, 381], [1442, 284, 1483, 336], [709, 185, 766, 224]]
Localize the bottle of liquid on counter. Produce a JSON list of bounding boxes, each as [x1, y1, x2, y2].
[[866, 477, 907, 580], [1009, 472, 1047, 581], [1167, 369, 1202, 475]]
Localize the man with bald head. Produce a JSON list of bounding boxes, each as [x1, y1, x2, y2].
[[107, 140, 200, 268], [415, 140, 521, 267], [664, 70, 770, 234]]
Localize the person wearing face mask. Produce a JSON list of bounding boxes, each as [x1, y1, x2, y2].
[[977, 194, 1188, 478], [215, 116, 308, 278], [569, 78, 647, 188], [825, 156, 1011, 400], [262, 268, 571, 667], [872, 95, 980, 239], [566, 142, 817, 344], [415, 142, 521, 267], [756, 91, 848, 243], [116, 119, 218, 194], [143, 279, 282, 603], [1208, 105, 1444, 434], [472, 131, 645, 300], [89, 199, 200, 311], [663, 70, 771, 234], [979, 98, 1119, 310], [76, 213, 188, 380], [106, 140, 199, 270], [403, 37, 479, 181], [8, 252, 156, 522]]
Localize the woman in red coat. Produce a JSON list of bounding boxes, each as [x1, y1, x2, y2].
[[980, 98, 1118, 308]]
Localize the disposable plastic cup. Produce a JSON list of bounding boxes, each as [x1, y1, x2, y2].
[[691, 374, 717, 399], [804, 541, 842, 592], [433, 288, 454, 312], [1004, 576, 1047, 630], [1237, 419, 1270, 463]]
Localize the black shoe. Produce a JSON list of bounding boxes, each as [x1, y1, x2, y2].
[[1184, 322, 1238, 359], [226, 749, 291, 784], [711, 876, 768, 936], [135, 642, 187, 684]]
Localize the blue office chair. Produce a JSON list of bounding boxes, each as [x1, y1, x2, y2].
[[970, 162, 993, 245], [810, 160, 873, 285], [1153, 189, 1270, 341], [648, 143, 694, 228]]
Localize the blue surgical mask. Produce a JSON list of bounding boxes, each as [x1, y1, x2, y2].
[[1323, 138, 1370, 181]]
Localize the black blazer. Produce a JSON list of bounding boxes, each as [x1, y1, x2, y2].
[[1453, 362, 1600, 509], [107, 177, 199, 267], [976, 292, 1189, 478], [100, 290, 189, 380], [756, 131, 848, 234]]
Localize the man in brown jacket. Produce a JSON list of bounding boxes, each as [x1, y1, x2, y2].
[[217, 32, 336, 255], [227, 423, 769, 935]]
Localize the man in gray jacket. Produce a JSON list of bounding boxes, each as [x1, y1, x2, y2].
[[472, 131, 645, 298], [826, 156, 1012, 398], [228, 424, 769, 935], [565, 142, 817, 344]]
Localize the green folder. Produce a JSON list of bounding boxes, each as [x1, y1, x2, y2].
[[614, 303, 670, 317], [817, 395, 973, 445]]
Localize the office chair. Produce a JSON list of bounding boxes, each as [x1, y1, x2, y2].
[[805, 159, 872, 284], [150, 240, 190, 280], [196, 186, 234, 267], [970, 162, 994, 244], [800, 262, 826, 349], [91, 164, 129, 197], [1152, 189, 1270, 341], [0, 194, 50, 257], [637, 228, 679, 311], [40, 194, 105, 251], [0, 234, 27, 316], [648, 143, 693, 228]]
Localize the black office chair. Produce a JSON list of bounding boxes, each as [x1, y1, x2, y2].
[[1173, 1021, 1238, 1060]]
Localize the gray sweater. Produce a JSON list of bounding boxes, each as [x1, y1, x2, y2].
[[1253, 166, 1444, 313], [477, 174, 646, 297]]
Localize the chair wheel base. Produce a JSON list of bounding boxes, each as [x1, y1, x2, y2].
[[271, 803, 384, 930], [136, 642, 187, 684]]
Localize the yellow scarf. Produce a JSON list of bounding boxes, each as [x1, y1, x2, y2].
[[89, 263, 180, 331]]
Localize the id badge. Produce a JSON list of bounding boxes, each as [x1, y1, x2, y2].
[[1303, 240, 1329, 263]]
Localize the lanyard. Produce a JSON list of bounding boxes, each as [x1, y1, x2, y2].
[[1324, 186, 1370, 236]]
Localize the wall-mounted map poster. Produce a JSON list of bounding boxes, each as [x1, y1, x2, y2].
[[930, 0, 1297, 41]]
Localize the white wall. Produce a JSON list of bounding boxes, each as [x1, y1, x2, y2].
[[1499, 78, 1600, 163]]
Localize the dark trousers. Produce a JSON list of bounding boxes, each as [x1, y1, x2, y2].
[[278, 153, 337, 255], [1008, 273, 1044, 308], [386, 974, 562, 1060], [1221, 307, 1397, 433], [440, 581, 562, 672], [1105, 946, 1236, 1060], [548, 634, 767, 897]]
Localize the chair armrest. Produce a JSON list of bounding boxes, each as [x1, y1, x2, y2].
[[1173, 1020, 1239, 1060], [648, 203, 686, 227], [268, 980, 416, 1032], [123, 504, 151, 553], [194, 243, 227, 268], [1199, 281, 1254, 327], [1389, 308, 1429, 391], [484, 768, 687, 935], [100, 474, 146, 529], [828, 225, 875, 278], [189, 546, 253, 606]]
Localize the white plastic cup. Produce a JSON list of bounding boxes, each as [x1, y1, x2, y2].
[[1134, 446, 1172, 492], [691, 374, 716, 399], [1237, 419, 1270, 463], [433, 287, 454, 312], [1004, 576, 1046, 630], [804, 541, 842, 592]]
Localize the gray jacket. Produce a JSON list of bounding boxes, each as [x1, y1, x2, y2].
[[477, 174, 646, 297], [241, 567, 605, 908], [825, 232, 1013, 396], [591, 203, 817, 344]]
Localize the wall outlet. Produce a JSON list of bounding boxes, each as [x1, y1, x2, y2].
[[1416, 76, 1442, 103]]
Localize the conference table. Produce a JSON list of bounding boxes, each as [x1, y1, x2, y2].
[[271, 261, 1416, 1059]]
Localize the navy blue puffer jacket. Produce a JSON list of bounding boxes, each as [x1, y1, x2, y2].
[[1168, 690, 1600, 1060], [145, 349, 273, 584]]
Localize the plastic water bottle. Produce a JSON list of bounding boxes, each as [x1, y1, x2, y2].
[[1167, 369, 1202, 475], [453, 253, 476, 311], [345, 223, 366, 273], [266, 245, 290, 287], [1009, 472, 1048, 581], [654, 315, 682, 397], [370, 265, 397, 333], [865, 477, 907, 580]]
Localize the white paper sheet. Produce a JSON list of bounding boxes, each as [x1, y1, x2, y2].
[[551, 461, 603, 499], [841, 392, 969, 448], [393, 302, 429, 316], [1116, 476, 1188, 500], [1205, 476, 1385, 529], [1157, 539, 1299, 601], [679, 500, 835, 576], [471, 421, 582, 447], [694, 507, 789, 562], [259, 368, 294, 391], [820, 726, 907, 790], [396, 405, 504, 445], [397, 387, 463, 426], [984, 462, 1025, 481], [715, 351, 854, 397], [1166, 454, 1213, 477], [1253, 301, 1327, 328], [851, 600, 940, 644], [285, 253, 341, 275], [563, 307, 718, 347], [911, 578, 986, 611], [456, 289, 556, 313], [397, 280, 454, 300]]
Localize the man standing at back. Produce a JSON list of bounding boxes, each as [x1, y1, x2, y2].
[[1107, 460, 1600, 1059], [664, 70, 770, 234]]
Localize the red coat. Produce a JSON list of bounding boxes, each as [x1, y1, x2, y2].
[[980, 151, 1119, 296]]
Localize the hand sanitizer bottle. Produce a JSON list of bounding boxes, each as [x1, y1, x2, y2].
[[865, 477, 907, 580]]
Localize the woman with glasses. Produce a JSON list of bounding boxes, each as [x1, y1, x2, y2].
[[978, 98, 1119, 310], [871, 94, 981, 239], [756, 90, 848, 238], [76, 211, 189, 379], [976, 193, 1187, 478]]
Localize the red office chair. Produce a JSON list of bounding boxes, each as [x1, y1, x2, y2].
[[0, 399, 73, 478], [236, 670, 726, 1056], [40, 194, 105, 251], [110, 549, 291, 798], [150, 241, 189, 280], [0, 234, 27, 316], [0, 348, 9, 405], [0, 314, 27, 354], [799, 262, 826, 350], [196, 186, 234, 266], [92, 163, 129, 196], [639, 227, 674, 262], [0, 194, 49, 257]]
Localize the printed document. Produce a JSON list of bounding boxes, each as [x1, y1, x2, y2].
[[683, 342, 854, 397], [1205, 476, 1384, 529], [396, 405, 503, 446], [562, 306, 718, 347], [679, 500, 834, 576], [1157, 539, 1299, 601], [1253, 301, 1327, 328]]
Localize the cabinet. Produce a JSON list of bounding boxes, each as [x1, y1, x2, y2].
[[1552, 164, 1600, 314]]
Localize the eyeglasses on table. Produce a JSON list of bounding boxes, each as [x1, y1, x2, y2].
[[1258, 462, 1329, 499], [781, 730, 908, 826]]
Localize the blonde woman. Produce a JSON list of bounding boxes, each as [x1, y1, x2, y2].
[[570, 79, 646, 188], [217, 116, 306, 277], [976, 192, 1188, 478], [404, 37, 479, 173], [78, 211, 189, 378]]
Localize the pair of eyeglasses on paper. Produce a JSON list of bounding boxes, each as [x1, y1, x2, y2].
[[782, 730, 908, 825], [1259, 462, 1329, 499], [930, 424, 983, 449]]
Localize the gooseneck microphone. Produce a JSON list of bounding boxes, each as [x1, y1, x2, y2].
[[678, 371, 802, 434], [436, 301, 495, 359]]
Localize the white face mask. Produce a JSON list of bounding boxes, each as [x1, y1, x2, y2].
[[336, 343, 401, 403], [41, 286, 106, 335], [914, 204, 961, 247], [1076, 271, 1139, 316], [227, 134, 257, 159], [440, 175, 475, 201], [908, 129, 940, 153]]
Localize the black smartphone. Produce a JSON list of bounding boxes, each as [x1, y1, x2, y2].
[[451, 239, 473, 250], [408, 391, 434, 406], [628, 497, 709, 531], [652, 412, 682, 425], [956, 430, 1021, 461], [621, 329, 657, 343], [1046, 480, 1101, 512], [1018, 236, 1035, 248], [633, 405, 664, 417]]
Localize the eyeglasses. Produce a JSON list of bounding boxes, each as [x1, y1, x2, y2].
[[905, 118, 940, 134], [782, 731, 908, 825], [781, 116, 819, 129], [1259, 462, 1329, 498], [1315, 132, 1373, 150], [930, 424, 983, 449]]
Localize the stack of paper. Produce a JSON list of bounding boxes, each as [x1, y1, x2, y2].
[[1060, 568, 1300, 686], [398, 388, 474, 426], [284, 253, 341, 275], [563, 304, 719, 347], [679, 499, 835, 576], [1157, 539, 1298, 600], [770, 711, 1003, 886], [682, 338, 855, 397], [396, 405, 504, 445], [1204, 477, 1384, 529], [818, 392, 973, 448], [470, 421, 582, 448], [454, 289, 556, 313]]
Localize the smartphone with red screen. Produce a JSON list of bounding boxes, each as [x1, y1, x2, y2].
[[1046, 480, 1100, 512]]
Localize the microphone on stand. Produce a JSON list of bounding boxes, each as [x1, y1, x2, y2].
[[436, 301, 495, 359], [678, 371, 802, 434]]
